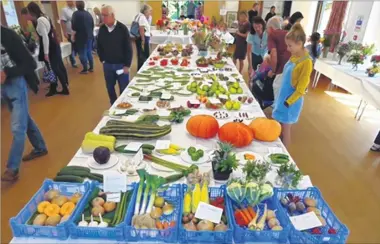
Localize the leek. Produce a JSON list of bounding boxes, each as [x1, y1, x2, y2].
[[134, 169, 145, 215], [146, 175, 166, 214], [139, 171, 152, 215]]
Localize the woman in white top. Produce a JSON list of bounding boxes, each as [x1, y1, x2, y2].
[[22, 2, 69, 96], [135, 4, 152, 70]]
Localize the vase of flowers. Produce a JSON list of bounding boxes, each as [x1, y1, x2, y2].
[[321, 35, 331, 58], [337, 43, 350, 65], [362, 44, 376, 60], [156, 19, 164, 32], [366, 55, 380, 77], [347, 53, 365, 70]]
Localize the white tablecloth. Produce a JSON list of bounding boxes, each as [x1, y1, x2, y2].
[[314, 58, 380, 109], [150, 30, 193, 45], [11, 45, 313, 243]]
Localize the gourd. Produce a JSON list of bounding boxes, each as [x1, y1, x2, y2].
[[218, 122, 254, 147], [249, 118, 281, 142], [186, 115, 219, 139], [60, 202, 75, 216], [43, 204, 61, 217], [37, 201, 51, 214]]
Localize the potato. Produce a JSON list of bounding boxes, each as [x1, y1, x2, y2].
[[91, 206, 105, 217], [306, 207, 321, 215], [266, 210, 276, 220], [103, 202, 116, 212], [271, 225, 283, 231], [318, 216, 327, 226], [150, 207, 163, 219], [45, 215, 61, 226], [51, 196, 68, 207], [33, 214, 47, 226], [92, 197, 105, 207], [44, 190, 60, 201], [304, 197, 317, 207], [214, 223, 227, 231], [268, 218, 280, 229]]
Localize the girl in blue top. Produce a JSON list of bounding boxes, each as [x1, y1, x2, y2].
[[247, 16, 268, 76], [305, 32, 322, 64]]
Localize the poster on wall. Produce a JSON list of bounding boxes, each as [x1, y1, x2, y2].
[[354, 15, 364, 33]]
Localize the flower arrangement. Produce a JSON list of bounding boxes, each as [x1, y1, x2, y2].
[[347, 42, 376, 70], [321, 34, 332, 58], [361, 43, 376, 58], [347, 53, 365, 70], [366, 55, 380, 77], [337, 43, 350, 64], [370, 55, 380, 64]]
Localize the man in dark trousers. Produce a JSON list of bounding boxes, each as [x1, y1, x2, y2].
[[72, 1, 95, 74], [97, 5, 133, 105], [1, 26, 48, 182]]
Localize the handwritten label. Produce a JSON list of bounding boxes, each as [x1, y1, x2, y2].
[[124, 142, 142, 152], [218, 94, 228, 100], [195, 202, 223, 224], [209, 98, 221, 104], [157, 110, 171, 117], [123, 115, 139, 122], [268, 147, 283, 154], [189, 99, 200, 105], [155, 140, 171, 150], [289, 212, 322, 231], [132, 148, 144, 165], [106, 192, 121, 203], [103, 172, 127, 193], [161, 93, 172, 100]]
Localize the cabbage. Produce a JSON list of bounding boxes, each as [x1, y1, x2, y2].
[[245, 182, 260, 206], [257, 183, 274, 203], [227, 181, 246, 204]]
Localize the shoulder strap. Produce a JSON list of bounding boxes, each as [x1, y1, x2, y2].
[[294, 55, 311, 65]]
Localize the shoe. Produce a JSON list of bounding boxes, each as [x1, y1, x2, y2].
[[45, 84, 58, 97], [72, 64, 78, 68], [88, 68, 94, 73], [370, 144, 380, 152], [1, 169, 19, 182], [58, 89, 70, 95], [80, 70, 88, 74], [22, 150, 48, 162]]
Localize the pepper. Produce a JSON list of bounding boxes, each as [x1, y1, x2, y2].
[[311, 228, 322, 234], [234, 210, 249, 227]]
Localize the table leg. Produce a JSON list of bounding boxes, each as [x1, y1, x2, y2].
[[357, 101, 368, 121], [355, 99, 363, 119], [312, 71, 319, 88]]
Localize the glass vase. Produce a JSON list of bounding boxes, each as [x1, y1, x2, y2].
[[338, 54, 344, 65], [322, 48, 329, 58]]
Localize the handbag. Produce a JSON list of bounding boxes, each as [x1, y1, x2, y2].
[[42, 62, 57, 84], [130, 14, 141, 38]]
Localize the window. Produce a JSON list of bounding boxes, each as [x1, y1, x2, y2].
[[2, 0, 19, 27]]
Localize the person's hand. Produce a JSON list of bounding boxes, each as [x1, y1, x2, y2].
[[1, 71, 6, 84], [44, 55, 50, 62], [123, 67, 129, 74], [268, 70, 275, 78], [248, 66, 253, 78], [64, 32, 69, 40]]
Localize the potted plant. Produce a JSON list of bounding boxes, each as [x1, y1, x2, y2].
[[275, 162, 302, 189], [211, 142, 238, 181], [366, 55, 380, 77], [242, 160, 271, 183]]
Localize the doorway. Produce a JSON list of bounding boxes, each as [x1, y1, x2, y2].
[[41, 1, 63, 41]]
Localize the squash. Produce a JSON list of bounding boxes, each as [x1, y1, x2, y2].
[[60, 202, 76, 216], [249, 117, 281, 142], [186, 115, 219, 139], [218, 122, 254, 147], [43, 204, 61, 217], [37, 201, 51, 214]]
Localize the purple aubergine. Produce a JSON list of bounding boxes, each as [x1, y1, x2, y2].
[[93, 146, 111, 164]]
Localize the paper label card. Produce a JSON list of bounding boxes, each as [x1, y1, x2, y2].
[[289, 212, 322, 231], [132, 148, 144, 165], [218, 94, 228, 100], [161, 93, 172, 100], [209, 98, 221, 104], [195, 202, 223, 224], [123, 115, 139, 122], [157, 110, 171, 117], [189, 99, 200, 105], [103, 172, 127, 193], [171, 102, 181, 108], [106, 192, 121, 203], [124, 142, 143, 152], [268, 147, 283, 154], [155, 140, 171, 150]]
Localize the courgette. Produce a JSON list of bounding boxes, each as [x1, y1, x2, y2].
[[60, 166, 91, 173], [115, 144, 154, 155], [53, 175, 84, 183], [57, 170, 90, 178]]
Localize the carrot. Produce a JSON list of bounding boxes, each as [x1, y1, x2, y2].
[[156, 220, 164, 230], [241, 208, 253, 221], [169, 221, 176, 228], [236, 209, 249, 224], [163, 221, 169, 229], [247, 206, 256, 219]]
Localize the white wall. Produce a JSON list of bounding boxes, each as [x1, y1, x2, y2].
[[363, 1, 380, 51], [290, 1, 318, 36], [85, 1, 140, 25], [344, 1, 374, 43]]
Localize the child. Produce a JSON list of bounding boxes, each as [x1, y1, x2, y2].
[[251, 55, 274, 109], [233, 11, 251, 74], [306, 32, 321, 64], [272, 23, 313, 148]]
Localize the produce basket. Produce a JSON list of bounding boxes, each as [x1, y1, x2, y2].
[[69, 183, 135, 241], [124, 184, 181, 243], [179, 185, 233, 244], [275, 187, 349, 244], [10, 179, 92, 240], [226, 195, 290, 244]]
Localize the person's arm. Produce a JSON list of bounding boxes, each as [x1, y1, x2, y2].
[[246, 34, 253, 71], [138, 16, 146, 45], [265, 13, 270, 22], [123, 26, 133, 70], [97, 28, 104, 62], [36, 17, 50, 56], [267, 33, 277, 76], [285, 59, 313, 106], [2, 28, 37, 79], [60, 9, 69, 39]]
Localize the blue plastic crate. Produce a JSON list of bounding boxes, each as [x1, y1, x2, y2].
[[275, 187, 349, 244], [69, 182, 135, 241], [226, 193, 290, 244], [10, 179, 92, 240], [124, 184, 181, 243], [179, 184, 233, 244]]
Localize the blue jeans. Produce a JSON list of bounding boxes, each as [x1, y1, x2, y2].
[[135, 36, 150, 71], [1, 76, 47, 170], [67, 34, 77, 66], [78, 39, 94, 71], [102, 63, 129, 105]]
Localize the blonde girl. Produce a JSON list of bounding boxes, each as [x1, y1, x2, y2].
[[272, 23, 312, 148]]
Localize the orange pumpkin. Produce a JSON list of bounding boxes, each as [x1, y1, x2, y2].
[[249, 117, 281, 142], [218, 122, 254, 147], [186, 115, 219, 139]]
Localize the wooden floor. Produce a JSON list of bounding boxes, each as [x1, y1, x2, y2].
[[1, 52, 380, 243]]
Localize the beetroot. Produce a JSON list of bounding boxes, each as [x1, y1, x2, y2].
[[93, 146, 111, 164]]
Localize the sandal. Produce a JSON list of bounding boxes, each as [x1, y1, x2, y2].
[[370, 144, 380, 152]]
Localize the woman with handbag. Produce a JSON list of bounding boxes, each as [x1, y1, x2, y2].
[[22, 3, 69, 96], [132, 4, 152, 70]]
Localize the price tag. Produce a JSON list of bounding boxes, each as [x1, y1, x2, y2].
[[132, 148, 144, 165], [157, 110, 171, 116], [103, 171, 127, 193], [171, 102, 181, 108], [189, 99, 200, 105], [161, 93, 172, 100], [195, 202, 223, 224], [106, 192, 121, 203], [124, 142, 142, 152], [289, 212, 322, 231], [218, 94, 228, 100], [113, 110, 126, 116], [155, 140, 171, 150], [147, 86, 157, 92], [209, 98, 221, 104]]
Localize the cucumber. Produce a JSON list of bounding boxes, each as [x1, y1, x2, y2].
[[91, 172, 104, 178], [87, 174, 103, 182], [54, 175, 84, 183], [57, 170, 89, 178], [60, 166, 90, 173]]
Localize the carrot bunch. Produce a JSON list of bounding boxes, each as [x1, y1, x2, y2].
[[233, 205, 256, 227]]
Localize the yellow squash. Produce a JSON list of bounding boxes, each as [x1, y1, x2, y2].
[[183, 189, 192, 214], [191, 183, 201, 213], [200, 180, 209, 204]]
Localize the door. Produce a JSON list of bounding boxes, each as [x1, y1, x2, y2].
[[41, 1, 63, 42]]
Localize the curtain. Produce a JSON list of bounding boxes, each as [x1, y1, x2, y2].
[[325, 1, 349, 51]]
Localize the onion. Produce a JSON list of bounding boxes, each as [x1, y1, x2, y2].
[[184, 221, 197, 231], [197, 220, 214, 231]]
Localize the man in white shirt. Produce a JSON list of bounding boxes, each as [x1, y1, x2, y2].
[[60, 1, 77, 68]]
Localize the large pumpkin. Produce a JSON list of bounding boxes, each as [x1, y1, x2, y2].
[[249, 117, 281, 142], [218, 122, 254, 148], [186, 115, 219, 139]]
